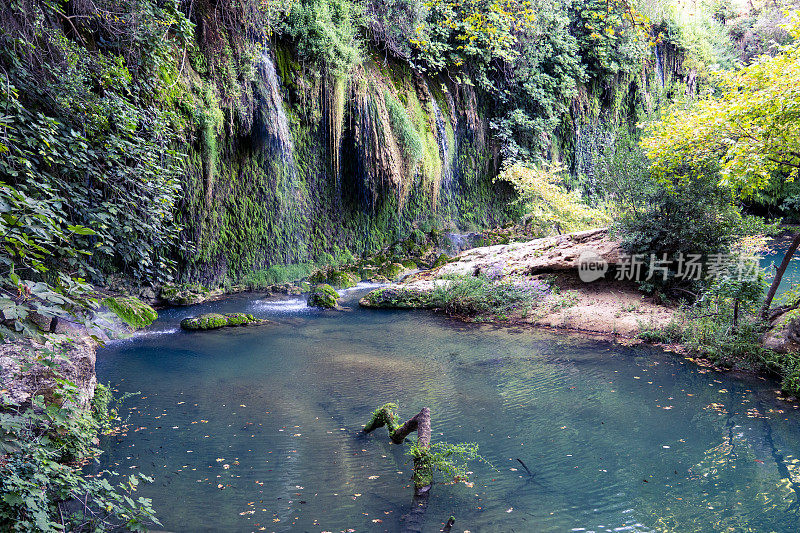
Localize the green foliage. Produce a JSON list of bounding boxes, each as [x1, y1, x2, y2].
[[384, 90, 424, 164], [643, 12, 800, 197], [102, 297, 158, 329], [496, 163, 610, 236], [363, 402, 401, 434], [377, 262, 406, 281], [638, 272, 779, 383], [650, 1, 737, 77], [0, 0, 190, 336], [308, 268, 357, 288], [598, 134, 776, 291], [284, 0, 365, 76], [406, 440, 490, 488], [0, 351, 159, 531], [431, 274, 548, 318], [0, 184, 98, 338], [571, 0, 650, 79], [239, 264, 316, 289]]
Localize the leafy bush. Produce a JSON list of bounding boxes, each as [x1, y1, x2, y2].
[[284, 0, 364, 76], [0, 352, 159, 531], [406, 440, 490, 488], [0, 1, 190, 336], [641, 273, 771, 368], [496, 163, 610, 236]]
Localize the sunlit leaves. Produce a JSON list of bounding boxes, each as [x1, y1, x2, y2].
[[495, 162, 610, 235], [642, 11, 800, 198]]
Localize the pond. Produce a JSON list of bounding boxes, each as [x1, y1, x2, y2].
[[96, 285, 800, 532]]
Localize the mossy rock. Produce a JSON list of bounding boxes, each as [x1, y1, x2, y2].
[[299, 281, 312, 292], [358, 265, 379, 280], [378, 262, 406, 281], [102, 296, 158, 329], [180, 312, 265, 331], [431, 253, 452, 269], [401, 259, 418, 270], [160, 283, 213, 306], [308, 284, 339, 308], [308, 269, 357, 289]]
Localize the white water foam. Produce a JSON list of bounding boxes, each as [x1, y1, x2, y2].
[[252, 298, 310, 313]]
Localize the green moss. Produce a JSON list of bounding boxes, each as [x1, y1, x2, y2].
[[180, 312, 261, 330], [431, 253, 451, 268], [384, 89, 424, 164], [159, 284, 211, 306], [102, 296, 158, 329], [378, 262, 405, 281], [308, 284, 339, 308], [239, 264, 316, 289], [308, 268, 357, 288]]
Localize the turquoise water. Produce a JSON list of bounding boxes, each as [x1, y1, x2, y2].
[[761, 243, 800, 300], [96, 286, 800, 532]]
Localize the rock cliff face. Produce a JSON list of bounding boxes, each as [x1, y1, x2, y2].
[[179, 43, 518, 285], [0, 338, 97, 409]]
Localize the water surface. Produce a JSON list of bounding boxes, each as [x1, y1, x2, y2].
[[97, 287, 800, 532]]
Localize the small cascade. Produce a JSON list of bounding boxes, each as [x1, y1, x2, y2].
[[654, 44, 665, 87], [429, 95, 454, 190], [258, 47, 307, 262], [260, 49, 296, 171]]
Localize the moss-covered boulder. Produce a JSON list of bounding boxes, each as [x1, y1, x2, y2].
[[161, 284, 222, 306], [308, 284, 339, 308], [102, 296, 158, 329], [180, 312, 266, 331], [431, 253, 451, 269], [308, 268, 357, 289], [378, 262, 406, 281]]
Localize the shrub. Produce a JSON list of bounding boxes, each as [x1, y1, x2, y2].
[[0, 352, 159, 531], [495, 163, 610, 237], [430, 275, 549, 318], [283, 0, 365, 76]]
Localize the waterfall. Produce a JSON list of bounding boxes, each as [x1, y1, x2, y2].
[[429, 95, 454, 190], [655, 44, 665, 87], [260, 48, 297, 174], [259, 47, 306, 261]]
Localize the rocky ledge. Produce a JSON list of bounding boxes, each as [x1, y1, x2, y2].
[[361, 228, 674, 338]]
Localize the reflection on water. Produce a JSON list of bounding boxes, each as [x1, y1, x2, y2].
[[96, 289, 800, 532]]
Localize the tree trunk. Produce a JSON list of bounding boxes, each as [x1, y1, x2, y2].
[[364, 405, 432, 495], [761, 232, 800, 319]]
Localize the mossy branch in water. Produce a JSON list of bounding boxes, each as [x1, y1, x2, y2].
[[363, 403, 491, 494], [363, 402, 400, 435]]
